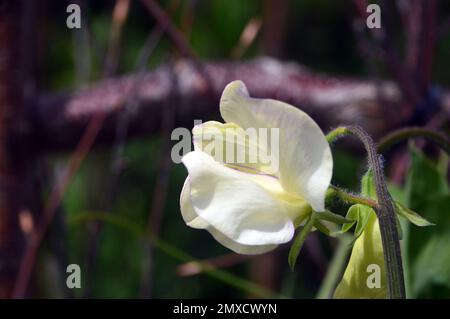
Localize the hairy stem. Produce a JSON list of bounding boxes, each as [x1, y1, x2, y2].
[[326, 127, 348, 144], [327, 126, 406, 299], [327, 186, 379, 209]]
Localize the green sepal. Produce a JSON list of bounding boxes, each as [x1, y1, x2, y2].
[[316, 210, 353, 225], [288, 214, 315, 271], [394, 201, 434, 227], [314, 220, 334, 237], [341, 204, 372, 241]]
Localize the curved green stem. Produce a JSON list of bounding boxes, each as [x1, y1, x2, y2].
[[377, 127, 450, 154], [327, 126, 406, 299], [326, 127, 349, 143]]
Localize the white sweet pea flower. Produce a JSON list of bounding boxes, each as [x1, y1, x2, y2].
[[180, 81, 333, 254]]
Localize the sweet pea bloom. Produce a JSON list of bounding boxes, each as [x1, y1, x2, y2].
[[180, 81, 333, 254], [334, 172, 387, 298], [334, 210, 386, 298]]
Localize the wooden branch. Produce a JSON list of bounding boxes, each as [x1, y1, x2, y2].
[[33, 57, 450, 151]]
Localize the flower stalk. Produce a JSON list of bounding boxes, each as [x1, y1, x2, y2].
[[327, 185, 379, 209], [327, 126, 406, 299]]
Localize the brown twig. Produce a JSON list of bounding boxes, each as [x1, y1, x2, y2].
[[139, 63, 178, 298], [106, 0, 180, 196], [71, 0, 92, 84], [403, 0, 422, 79], [140, 0, 196, 59], [351, 9, 391, 124], [84, 0, 182, 298], [353, 0, 421, 115], [231, 17, 262, 59], [12, 112, 106, 298], [34, 57, 450, 152], [261, 0, 288, 57], [404, 0, 437, 96], [103, 0, 131, 77], [82, 0, 133, 297], [417, 0, 437, 93], [139, 0, 214, 97], [180, 0, 198, 42]]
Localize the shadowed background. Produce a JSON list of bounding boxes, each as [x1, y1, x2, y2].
[[0, 0, 449, 298]]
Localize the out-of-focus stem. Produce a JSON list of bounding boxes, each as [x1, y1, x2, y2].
[[316, 235, 352, 299], [377, 127, 450, 154]]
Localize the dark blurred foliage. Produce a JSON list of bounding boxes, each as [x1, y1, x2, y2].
[[31, 0, 450, 298]]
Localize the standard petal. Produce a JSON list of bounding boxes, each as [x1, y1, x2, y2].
[[180, 177, 277, 254], [192, 121, 275, 175], [181, 151, 308, 246], [219, 81, 333, 212]]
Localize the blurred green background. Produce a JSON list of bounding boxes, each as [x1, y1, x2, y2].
[[35, 0, 450, 298]]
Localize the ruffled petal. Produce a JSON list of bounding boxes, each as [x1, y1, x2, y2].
[[181, 151, 308, 246], [219, 81, 333, 211], [180, 175, 278, 254], [207, 226, 278, 255], [180, 177, 209, 229]]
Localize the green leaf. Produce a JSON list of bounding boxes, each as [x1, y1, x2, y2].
[[406, 147, 448, 209], [437, 152, 449, 177], [394, 201, 434, 227], [388, 183, 407, 204], [409, 196, 450, 296], [404, 147, 450, 298], [395, 213, 403, 241], [288, 214, 315, 270]]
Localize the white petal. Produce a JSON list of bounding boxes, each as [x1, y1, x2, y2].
[[180, 176, 277, 254], [181, 151, 301, 246], [207, 227, 277, 254], [180, 177, 209, 229], [192, 121, 275, 175], [219, 81, 333, 211]]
